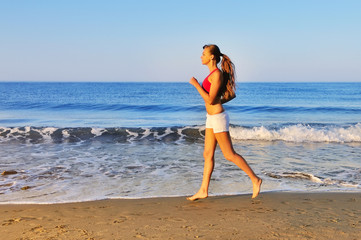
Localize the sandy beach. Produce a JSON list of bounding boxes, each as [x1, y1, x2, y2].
[[0, 192, 360, 240]]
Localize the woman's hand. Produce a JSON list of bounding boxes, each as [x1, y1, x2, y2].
[[189, 77, 199, 87]]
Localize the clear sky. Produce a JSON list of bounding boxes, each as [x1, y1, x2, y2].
[[1, 0, 360, 82]]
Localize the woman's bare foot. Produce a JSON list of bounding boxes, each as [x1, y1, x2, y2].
[[252, 178, 262, 199], [186, 190, 208, 201]]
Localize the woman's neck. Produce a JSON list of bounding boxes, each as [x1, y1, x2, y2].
[[207, 62, 218, 72]]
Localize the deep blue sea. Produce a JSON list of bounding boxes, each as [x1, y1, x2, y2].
[[0, 82, 360, 203]]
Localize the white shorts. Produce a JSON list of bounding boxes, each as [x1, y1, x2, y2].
[[206, 111, 230, 133]]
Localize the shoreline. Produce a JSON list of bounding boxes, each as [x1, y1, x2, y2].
[[1, 192, 360, 239], [1, 189, 360, 205]]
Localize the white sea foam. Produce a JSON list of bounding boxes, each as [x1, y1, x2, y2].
[[62, 129, 70, 138], [230, 123, 361, 143], [125, 129, 138, 138], [139, 128, 151, 139], [91, 127, 106, 137], [36, 127, 57, 141]]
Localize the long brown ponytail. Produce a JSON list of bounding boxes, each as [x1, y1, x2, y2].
[[203, 44, 236, 101]]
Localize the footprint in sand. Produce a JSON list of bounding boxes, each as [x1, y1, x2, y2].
[[2, 217, 37, 226], [159, 217, 187, 223], [30, 225, 46, 233], [302, 198, 312, 204], [113, 216, 129, 224], [2, 218, 21, 226], [54, 225, 69, 234], [135, 233, 146, 239], [327, 217, 340, 223]]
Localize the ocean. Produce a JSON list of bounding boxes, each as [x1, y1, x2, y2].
[[0, 82, 360, 204]]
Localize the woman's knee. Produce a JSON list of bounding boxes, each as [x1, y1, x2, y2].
[[223, 151, 237, 162], [203, 150, 214, 160]]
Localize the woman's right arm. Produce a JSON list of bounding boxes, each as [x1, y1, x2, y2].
[[189, 77, 219, 105]]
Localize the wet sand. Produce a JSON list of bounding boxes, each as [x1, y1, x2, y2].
[[1, 192, 360, 240]]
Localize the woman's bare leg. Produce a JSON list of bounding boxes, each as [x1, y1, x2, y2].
[[215, 131, 262, 198], [187, 128, 217, 201]]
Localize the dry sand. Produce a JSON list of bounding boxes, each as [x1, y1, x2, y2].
[[0, 192, 360, 240]]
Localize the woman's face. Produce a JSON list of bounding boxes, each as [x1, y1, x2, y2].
[[201, 48, 213, 65]]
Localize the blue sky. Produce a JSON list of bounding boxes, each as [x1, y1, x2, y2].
[[1, 0, 360, 82]]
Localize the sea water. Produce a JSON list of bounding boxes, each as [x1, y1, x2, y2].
[[0, 82, 360, 203]]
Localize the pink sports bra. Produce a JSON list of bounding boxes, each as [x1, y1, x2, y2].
[[202, 68, 219, 93]]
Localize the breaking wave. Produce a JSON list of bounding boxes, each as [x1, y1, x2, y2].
[[0, 123, 360, 144], [230, 123, 361, 143], [0, 126, 205, 144]]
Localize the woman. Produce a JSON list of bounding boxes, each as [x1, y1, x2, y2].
[[188, 44, 262, 200]]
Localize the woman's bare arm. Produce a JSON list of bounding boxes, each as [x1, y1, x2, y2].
[[189, 71, 222, 105]]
